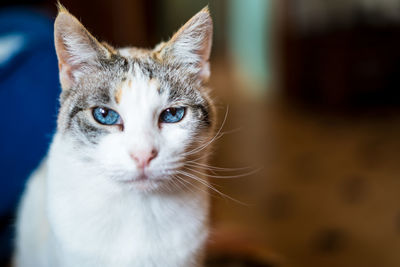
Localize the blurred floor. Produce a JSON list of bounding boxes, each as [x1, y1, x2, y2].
[[207, 58, 400, 267]]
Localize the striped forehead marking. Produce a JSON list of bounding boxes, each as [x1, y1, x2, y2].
[[114, 74, 161, 104]]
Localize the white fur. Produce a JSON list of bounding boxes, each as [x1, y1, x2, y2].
[[14, 64, 210, 267]]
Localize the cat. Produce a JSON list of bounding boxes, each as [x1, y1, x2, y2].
[[14, 4, 215, 267]]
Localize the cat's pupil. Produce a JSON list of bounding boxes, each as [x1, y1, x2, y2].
[[168, 108, 176, 116], [100, 108, 108, 118]]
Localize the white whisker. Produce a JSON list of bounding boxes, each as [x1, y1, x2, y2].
[[176, 170, 248, 206], [181, 106, 229, 157], [184, 161, 253, 172], [182, 166, 261, 179]]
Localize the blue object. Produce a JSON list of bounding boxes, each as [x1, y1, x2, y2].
[[160, 107, 185, 123], [93, 107, 121, 125], [0, 7, 60, 262]]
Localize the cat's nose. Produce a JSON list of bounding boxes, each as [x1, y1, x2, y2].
[[130, 149, 158, 169]]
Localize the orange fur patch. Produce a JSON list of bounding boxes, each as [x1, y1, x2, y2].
[[152, 51, 163, 62], [115, 86, 123, 104]]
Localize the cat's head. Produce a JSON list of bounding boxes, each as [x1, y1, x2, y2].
[[54, 6, 214, 192]]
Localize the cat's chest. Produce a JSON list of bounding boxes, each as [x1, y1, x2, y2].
[[47, 176, 209, 265]]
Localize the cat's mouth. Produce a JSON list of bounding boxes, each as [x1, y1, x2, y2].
[[120, 177, 165, 192], [119, 174, 165, 187], [110, 168, 172, 191]]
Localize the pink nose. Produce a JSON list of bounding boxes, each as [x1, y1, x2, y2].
[[130, 149, 158, 169]]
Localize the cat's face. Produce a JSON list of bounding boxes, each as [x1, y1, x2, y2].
[[54, 7, 214, 192]]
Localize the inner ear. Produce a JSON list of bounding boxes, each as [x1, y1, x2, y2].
[[154, 7, 213, 81], [54, 8, 112, 90]]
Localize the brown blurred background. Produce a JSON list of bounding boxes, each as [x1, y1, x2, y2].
[[4, 0, 400, 266]]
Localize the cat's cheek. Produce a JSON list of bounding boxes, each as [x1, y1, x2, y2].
[[93, 133, 133, 170], [161, 125, 191, 152]]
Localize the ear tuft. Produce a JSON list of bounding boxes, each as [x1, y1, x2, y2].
[[56, 2, 69, 14]]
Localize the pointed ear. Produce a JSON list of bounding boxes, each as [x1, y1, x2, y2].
[[155, 7, 213, 81], [54, 7, 112, 90]]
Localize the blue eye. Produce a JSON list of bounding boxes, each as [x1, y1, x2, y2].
[[92, 107, 121, 125], [160, 107, 186, 123]]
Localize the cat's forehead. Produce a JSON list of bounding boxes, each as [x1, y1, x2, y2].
[[115, 63, 164, 107], [64, 48, 204, 111], [114, 50, 203, 105]]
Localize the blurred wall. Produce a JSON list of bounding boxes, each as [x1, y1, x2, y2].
[[280, 0, 400, 108], [294, 0, 400, 31], [228, 0, 271, 95]]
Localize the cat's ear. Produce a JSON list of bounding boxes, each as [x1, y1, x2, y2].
[[54, 6, 112, 90], [154, 7, 213, 82]]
